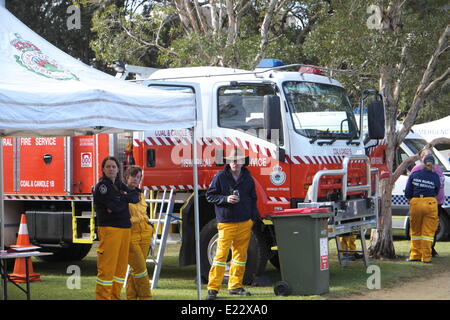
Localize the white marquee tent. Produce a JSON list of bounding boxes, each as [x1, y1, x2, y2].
[[0, 6, 202, 299], [412, 116, 450, 142]]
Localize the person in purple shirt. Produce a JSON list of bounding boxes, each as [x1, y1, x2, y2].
[[410, 148, 445, 257]]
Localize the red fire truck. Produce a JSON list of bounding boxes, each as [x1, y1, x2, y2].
[[2, 59, 385, 282]]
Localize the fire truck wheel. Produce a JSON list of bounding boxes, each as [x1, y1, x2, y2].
[[200, 219, 258, 285], [38, 244, 92, 262]]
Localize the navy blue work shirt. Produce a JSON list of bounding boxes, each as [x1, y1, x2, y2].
[[94, 177, 140, 228], [206, 166, 259, 223], [404, 168, 440, 200]]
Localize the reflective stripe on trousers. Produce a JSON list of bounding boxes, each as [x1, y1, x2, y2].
[[409, 197, 438, 262], [126, 228, 153, 300], [96, 226, 131, 300], [207, 219, 253, 291]]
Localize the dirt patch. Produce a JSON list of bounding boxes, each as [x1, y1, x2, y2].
[[336, 271, 450, 300]]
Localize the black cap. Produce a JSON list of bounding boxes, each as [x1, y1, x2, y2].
[[423, 155, 435, 164]]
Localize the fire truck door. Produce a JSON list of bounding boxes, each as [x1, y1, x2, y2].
[[18, 137, 66, 194], [72, 135, 110, 194]]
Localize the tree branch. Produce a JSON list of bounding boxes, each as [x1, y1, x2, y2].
[[425, 137, 450, 149], [193, 0, 208, 33], [391, 154, 419, 183], [392, 137, 450, 183], [251, 0, 279, 68], [397, 24, 450, 143], [183, 0, 200, 33], [120, 23, 178, 57]]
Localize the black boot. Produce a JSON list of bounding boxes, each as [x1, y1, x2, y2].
[[206, 290, 218, 300]]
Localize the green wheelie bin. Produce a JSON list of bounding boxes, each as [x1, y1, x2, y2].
[[270, 208, 331, 296]]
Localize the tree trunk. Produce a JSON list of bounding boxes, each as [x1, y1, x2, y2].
[[369, 178, 396, 258], [369, 71, 398, 259], [369, 24, 449, 259], [252, 0, 278, 68]]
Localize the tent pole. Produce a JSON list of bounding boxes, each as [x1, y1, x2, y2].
[[0, 136, 3, 300], [0, 136, 4, 252], [192, 126, 202, 300]]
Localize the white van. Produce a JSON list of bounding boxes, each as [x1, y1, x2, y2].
[[391, 131, 450, 240]]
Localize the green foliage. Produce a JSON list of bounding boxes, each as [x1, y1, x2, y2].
[[88, 1, 329, 69], [7, 0, 99, 67], [90, 4, 173, 68], [303, 0, 449, 119]]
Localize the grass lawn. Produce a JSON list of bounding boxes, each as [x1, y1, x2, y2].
[[4, 238, 450, 300]]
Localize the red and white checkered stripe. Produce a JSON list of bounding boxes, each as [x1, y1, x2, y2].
[[268, 197, 289, 203], [285, 155, 366, 164], [4, 195, 93, 201], [366, 139, 387, 154], [135, 137, 278, 159], [136, 137, 367, 165], [149, 185, 210, 191]]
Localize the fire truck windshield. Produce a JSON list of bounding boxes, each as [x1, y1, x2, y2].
[[283, 81, 359, 140]]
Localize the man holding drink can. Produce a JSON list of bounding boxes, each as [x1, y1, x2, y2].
[[205, 148, 259, 300]]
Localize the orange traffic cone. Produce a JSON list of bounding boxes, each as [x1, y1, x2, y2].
[[9, 214, 41, 283]]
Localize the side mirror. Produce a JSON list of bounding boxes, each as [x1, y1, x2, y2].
[[278, 147, 286, 162], [367, 100, 385, 139], [263, 95, 281, 140]]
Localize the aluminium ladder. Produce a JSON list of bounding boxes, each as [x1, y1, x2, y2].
[[146, 188, 176, 289]]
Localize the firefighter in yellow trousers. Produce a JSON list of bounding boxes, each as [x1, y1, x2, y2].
[[205, 149, 258, 300], [405, 155, 441, 263], [124, 165, 153, 300], [339, 233, 363, 260], [340, 234, 356, 258], [94, 157, 140, 300]]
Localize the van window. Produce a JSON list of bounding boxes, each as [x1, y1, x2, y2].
[[404, 139, 447, 169], [394, 146, 411, 172], [403, 139, 427, 154], [147, 84, 195, 94]]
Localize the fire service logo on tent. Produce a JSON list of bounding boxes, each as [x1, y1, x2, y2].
[[11, 33, 79, 81]]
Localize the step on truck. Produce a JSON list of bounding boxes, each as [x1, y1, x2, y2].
[[2, 59, 385, 283]]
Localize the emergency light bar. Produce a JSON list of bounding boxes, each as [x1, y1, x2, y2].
[[256, 59, 284, 68], [298, 66, 326, 76], [255, 58, 375, 78]]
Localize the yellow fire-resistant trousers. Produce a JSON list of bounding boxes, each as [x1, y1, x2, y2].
[[126, 228, 153, 300], [207, 219, 253, 292], [340, 235, 356, 254], [409, 197, 438, 262], [96, 226, 131, 300]]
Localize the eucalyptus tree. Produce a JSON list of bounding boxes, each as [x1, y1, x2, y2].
[[304, 0, 449, 258], [88, 0, 331, 69]]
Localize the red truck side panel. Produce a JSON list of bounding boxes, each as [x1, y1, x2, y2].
[[2, 137, 14, 193], [18, 137, 65, 195]]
